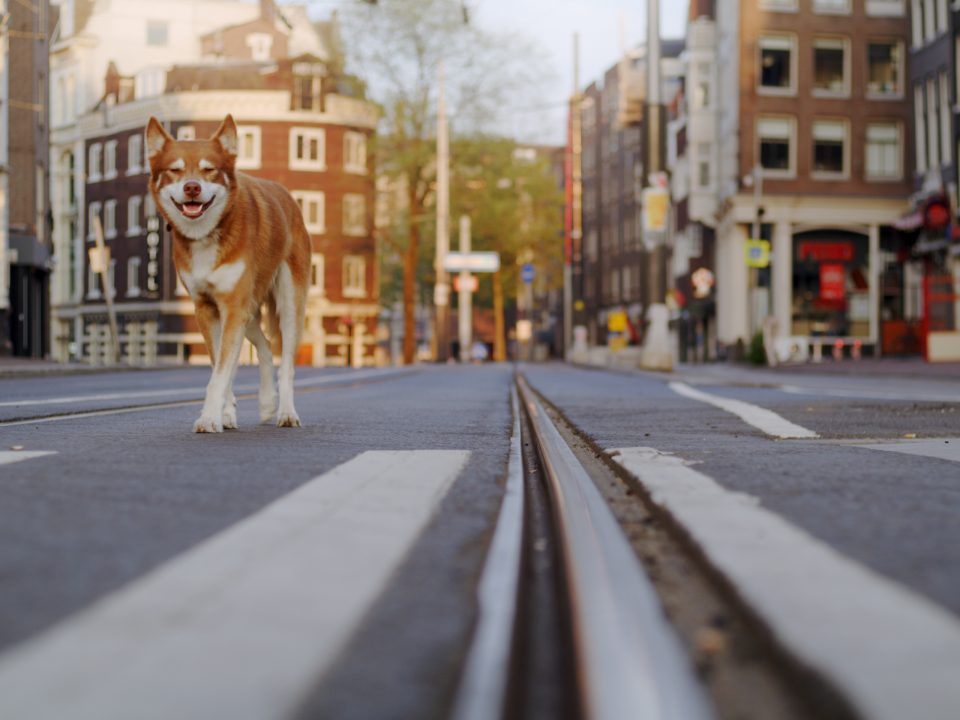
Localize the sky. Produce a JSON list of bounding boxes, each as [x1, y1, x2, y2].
[[474, 0, 689, 143]]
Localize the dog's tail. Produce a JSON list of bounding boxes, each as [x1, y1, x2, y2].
[[264, 295, 282, 356]]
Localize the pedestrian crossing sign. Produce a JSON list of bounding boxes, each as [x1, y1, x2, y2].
[[745, 239, 771, 268]]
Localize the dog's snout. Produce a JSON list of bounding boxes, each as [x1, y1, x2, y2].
[[183, 181, 202, 198]]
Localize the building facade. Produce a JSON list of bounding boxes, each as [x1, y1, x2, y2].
[[709, 0, 913, 358], [50, 0, 379, 366], [1, 0, 52, 357]]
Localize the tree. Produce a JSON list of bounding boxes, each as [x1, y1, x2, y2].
[[337, 0, 548, 363]]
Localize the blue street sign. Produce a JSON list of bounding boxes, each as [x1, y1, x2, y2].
[[521, 263, 535, 284]]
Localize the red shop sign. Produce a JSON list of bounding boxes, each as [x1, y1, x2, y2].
[[819, 263, 846, 301], [798, 241, 854, 262]]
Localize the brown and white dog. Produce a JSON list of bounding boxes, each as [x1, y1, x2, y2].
[[146, 115, 310, 432]]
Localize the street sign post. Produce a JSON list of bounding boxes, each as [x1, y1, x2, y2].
[[521, 263, 535, 284]]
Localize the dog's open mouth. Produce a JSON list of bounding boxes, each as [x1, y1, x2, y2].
[[174, 197, 215, 219]]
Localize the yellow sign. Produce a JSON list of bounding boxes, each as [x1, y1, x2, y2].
[[642, 188, 670, 233], [607, 310, 629, 352], [745, 239, 771, 268]]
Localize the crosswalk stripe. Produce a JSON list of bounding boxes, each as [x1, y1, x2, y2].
[[0, 451, 56, 467], [856, 438, 960, 464], [0, 449, 471, 720], [669, 381, 818, 439], [610, 446, 960, 720]]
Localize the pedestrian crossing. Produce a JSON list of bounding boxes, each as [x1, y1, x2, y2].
[[0, 449, 470, 720], [0, 450, 56, 467]]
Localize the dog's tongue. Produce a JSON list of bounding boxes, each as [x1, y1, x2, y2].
[[182, 202, 204, 218]]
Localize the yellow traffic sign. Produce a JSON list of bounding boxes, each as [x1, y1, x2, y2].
[[745, 239, 770, 268]]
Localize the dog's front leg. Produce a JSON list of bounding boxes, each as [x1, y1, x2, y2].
[[245, 317, 277, 423], [194, 307, 247, 434]]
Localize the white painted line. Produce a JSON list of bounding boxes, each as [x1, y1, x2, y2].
[[0, 449, 470, 720], [0, 368, 410, 409], [452, 388, 524, 720], [856, 438, 960, 464], [610, 446, 960, 720], [0, 450, 56, 466], [669, 381, 818, 439], [780, 384, 960, 403]]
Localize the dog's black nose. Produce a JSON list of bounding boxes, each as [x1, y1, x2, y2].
[[184, 181, 201, 198]]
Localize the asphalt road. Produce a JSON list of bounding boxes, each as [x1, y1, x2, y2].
[[1, 360, 959, 719]]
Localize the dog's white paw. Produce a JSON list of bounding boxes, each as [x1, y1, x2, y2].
[[193, 415, 224, 434], [222, 406, 238, 429], [277, 411, 301, 428]]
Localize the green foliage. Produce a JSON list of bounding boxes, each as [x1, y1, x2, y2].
[[747, 331, 767, 365]]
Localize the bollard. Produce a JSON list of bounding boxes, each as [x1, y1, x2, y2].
[[832, 339, 844, 361], [812, 341, 823, 363], [851, 339, 862, 361]]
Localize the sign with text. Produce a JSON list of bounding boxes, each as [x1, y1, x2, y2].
[[819, 263, 846, 302], [443, 251, 500, 273], [642, 188, 670, 234]]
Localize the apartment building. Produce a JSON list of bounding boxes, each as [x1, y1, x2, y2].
[[50, 0, 379, 366], [709, 0, 912, 358], [577, 41, 684, 346], [1, 0, 52, 357]]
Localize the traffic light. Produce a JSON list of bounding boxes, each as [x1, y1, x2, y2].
[[922, 195, 950, 232]]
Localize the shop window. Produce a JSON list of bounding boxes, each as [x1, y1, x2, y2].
[[812, 120, 847, 176], [867, 41, 903, 97]]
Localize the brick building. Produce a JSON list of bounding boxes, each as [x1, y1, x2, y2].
[[52, 1, 379, 366]]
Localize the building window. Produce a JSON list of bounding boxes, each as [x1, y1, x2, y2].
[[813, 38, 848, 96], [87, 201, 102, 240], [911, 0, 924, 47], [87, 262, 101, 299], [865, 0, 905, 17], [812, 120, 847, 177], [939, 71, 951, 167], [127, 135, 142, 175], [865, 123, 901, 179], [926, 77, 940, 169], [127, 196, 142, 236], [293, 75, 322, 112], [758, 36, 795, 94], [145, 193, 156, 220], [104, 140, 118, 180], [343, 255, 366, 298], [760, 0, 798, 10], [127, 257, 142, 298], [813, 0, 850, 13], [236, 126, 261, 170], [923, 0, 935, 41], [108, 259, 117, 299], [867, 41, 903, 97], [293, 191, 325, 234], [915, 83, 928, 172], [342, 194, 366, 236], [146, 20, 168, 47], [176, 125, 195, 140], [88, 143, 102, 183], [343, 132, 367, 174], [310, 253, 325, 296], [289, 128, 325, 170], [935, 0, 947, 35], [697, 142, 710, 188], [104, 199, 118, 239], [757, 116, 794, 175], [246, 32, 273, 61]]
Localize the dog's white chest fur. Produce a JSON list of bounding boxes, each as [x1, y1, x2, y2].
[[181, 236, 245, 297]]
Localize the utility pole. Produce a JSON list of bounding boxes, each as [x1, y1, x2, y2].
[[646, 0, 664, 306], [457, 215, 472, 362], [568, 33, 583, 352], [434, 63, 450, 362]]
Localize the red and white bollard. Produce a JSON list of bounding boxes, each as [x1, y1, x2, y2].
[[832, 339, 844, 361], [851, 339, 862, 361]]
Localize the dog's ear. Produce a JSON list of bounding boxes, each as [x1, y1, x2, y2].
[[212, 114, 238, 158], [144, 117, 171, 162]]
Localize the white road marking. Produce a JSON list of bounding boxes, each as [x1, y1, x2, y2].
[[610, 446, 960, 720], [452, 388, 524, 720], [0, 449, 470, 720], [669, 381, 819, 439], [0, 368, 410, 409], [0, 451, 56, 466], [856, 438, 960, 463], [780, 384, 960, 403]]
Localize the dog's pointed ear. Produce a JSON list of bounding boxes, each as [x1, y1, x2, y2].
[[212, 114, 238, 158], [144, 117, 171, 162]]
